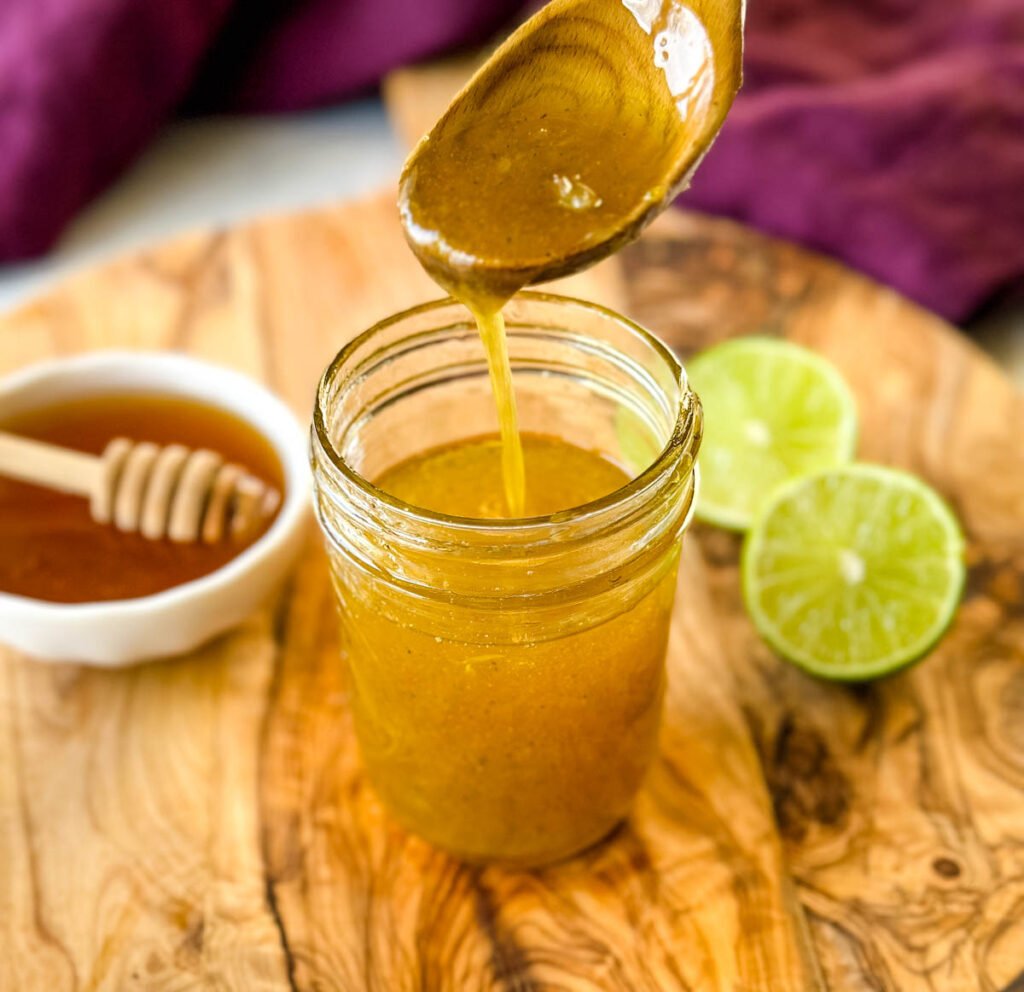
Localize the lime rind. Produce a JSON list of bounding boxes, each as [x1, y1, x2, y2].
[[741, 464, 966, 682], [687, 337, 858, 530]]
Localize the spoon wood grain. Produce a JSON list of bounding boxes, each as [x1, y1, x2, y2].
[[399, 0, 745, 305]]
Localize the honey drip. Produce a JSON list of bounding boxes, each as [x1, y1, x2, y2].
[[470, 305, 526, 517], [399, 0, 725, 516]]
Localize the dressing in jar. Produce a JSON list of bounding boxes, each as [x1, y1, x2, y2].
[[312, 294, 701, 866]]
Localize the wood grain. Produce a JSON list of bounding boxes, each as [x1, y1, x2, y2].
[[383, 54, 483, 150], [0, 189, 1021, 991], [260, 514, 813, 992], [620, 212, 1024, 991], [0, 616, 289, 989]]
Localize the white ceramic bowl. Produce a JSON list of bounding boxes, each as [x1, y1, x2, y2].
[[0, 351, 310, 666]]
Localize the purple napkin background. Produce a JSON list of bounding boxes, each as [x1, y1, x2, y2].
[[685, 0, 1024, 321], [0, 0, 522, 260], [1, 0, 1022, 322]]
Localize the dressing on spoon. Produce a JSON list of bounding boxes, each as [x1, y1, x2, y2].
[[399, 0, 744, 515]]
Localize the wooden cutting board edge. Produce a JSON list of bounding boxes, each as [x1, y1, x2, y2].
[[1, 186, 1022, 991]]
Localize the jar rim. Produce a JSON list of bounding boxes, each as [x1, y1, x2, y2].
[[312, 290, 699, 535]]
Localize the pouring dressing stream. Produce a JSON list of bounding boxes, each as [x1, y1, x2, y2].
[[399, 0, 744, 515]]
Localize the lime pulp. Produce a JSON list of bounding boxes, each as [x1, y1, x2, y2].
[[686, 337, 858, 530], [742, 464, 966, 681]]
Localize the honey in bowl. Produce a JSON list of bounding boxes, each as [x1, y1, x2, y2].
[[0, 394, 284, 603]]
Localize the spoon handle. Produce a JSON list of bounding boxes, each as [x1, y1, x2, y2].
[[0, 430, 102, 498]]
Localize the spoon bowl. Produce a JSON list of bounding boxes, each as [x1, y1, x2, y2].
[[399, 0, 745, 304]]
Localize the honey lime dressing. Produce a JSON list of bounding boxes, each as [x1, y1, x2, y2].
[[320, 0, 738, 863], [347, 432, 677, 862], [399, 0, 738, 515], [316, 296, 702, 865], [474, 307, 526, 516], [375, 432, 630, 519], [398, 52, 663, 517]]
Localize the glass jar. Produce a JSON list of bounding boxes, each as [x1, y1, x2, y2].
[[312, 293, 702, 867]]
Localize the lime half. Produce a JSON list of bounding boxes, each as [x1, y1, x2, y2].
[[742, 465, 966, 681], [687, 337, 858, 530]]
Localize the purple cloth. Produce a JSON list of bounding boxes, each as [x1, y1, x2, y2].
[[1, 0, 1022, 321], [0, 0, 233, 259], [210, 1, 526, 112], [0, 0, 523, 263], [683, 0, 1024, 319]]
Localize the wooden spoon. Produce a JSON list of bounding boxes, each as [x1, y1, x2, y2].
[[399, 0, 745, 305], [0, 431, 280, 543]]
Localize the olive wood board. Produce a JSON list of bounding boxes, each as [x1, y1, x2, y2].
[[1, 188, 1022, 992]]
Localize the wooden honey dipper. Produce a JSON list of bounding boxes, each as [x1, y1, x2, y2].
[[0, 430, 280, 543]]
